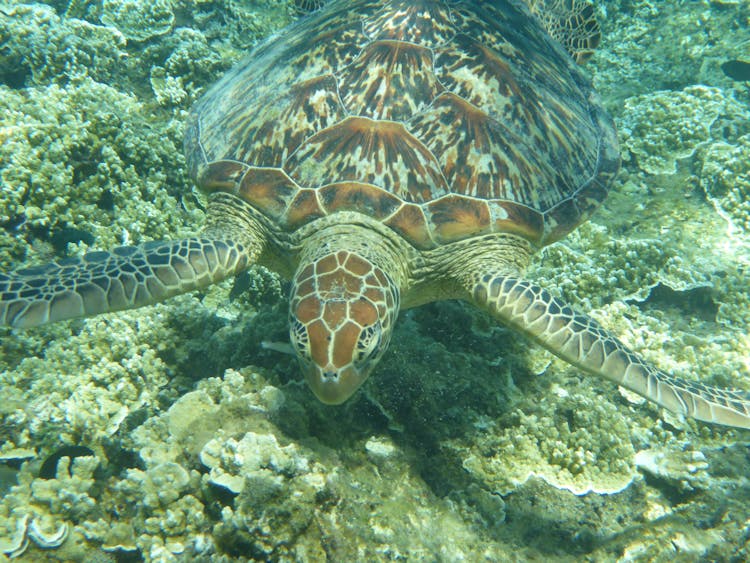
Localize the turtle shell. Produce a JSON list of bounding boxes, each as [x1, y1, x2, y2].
[[185, 0, 619, 250]]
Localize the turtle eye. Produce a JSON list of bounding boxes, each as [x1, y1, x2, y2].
[[290, 319, 309, 355], [356, 322, 382, 363]]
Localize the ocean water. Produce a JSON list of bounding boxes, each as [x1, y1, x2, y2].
[[0, 0, 749, 561]]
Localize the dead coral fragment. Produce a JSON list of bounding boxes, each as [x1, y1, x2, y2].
[[200, 431, 310, 495], [0, 514, 68, 559], [458, 392, 637, 496], [634, 447, 710, 491]]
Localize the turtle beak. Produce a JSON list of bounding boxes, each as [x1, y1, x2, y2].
[[293, 313, 387, 404], [303, 364, 371, 405], [290, 313, 382, 404]]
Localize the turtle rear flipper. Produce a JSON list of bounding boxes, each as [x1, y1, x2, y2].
[[0, 238, 250, 328], [470, 275, 750, 429], [528, 0, 601, 64]]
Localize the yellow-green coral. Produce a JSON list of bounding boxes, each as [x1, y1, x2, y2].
[[700, 134, 750, 234], [0, 4, 127, 86], [0, 78, 196, 269], [617, 86, 748, 175], [101, 0, 175, 42], [149, 27, 226, 107], [223, 0, 295, 49], [589, 1, 747, 107], [0, 0, 749, 561], [0, 299, 198, 450], [458, 388, 637, 495]]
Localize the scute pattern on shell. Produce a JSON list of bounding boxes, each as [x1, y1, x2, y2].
[[185, 0, 619, 249]]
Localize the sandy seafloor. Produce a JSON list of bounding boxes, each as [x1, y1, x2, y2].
[[0, 0, 749, 561]]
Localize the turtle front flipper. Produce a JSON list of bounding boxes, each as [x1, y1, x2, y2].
[[470, 275, 750, 429], [527, 0, 601, 64], [0, 238, 251, 328]]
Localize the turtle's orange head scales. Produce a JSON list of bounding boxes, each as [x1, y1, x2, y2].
[[289, 250, 400, 404]]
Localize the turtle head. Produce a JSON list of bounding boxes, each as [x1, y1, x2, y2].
[[289, 250, 400, 404]]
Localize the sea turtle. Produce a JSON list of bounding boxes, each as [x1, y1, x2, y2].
[[1, 0, 749, 428]]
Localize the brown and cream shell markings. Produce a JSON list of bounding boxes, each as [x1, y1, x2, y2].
[[185, 0, 619, 249]]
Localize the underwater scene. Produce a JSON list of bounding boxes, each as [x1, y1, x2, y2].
[[0, 0, 749, 560]]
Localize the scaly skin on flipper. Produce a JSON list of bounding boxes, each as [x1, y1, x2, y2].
[[0, 238, 251, 328], [469, 275, 750, 429], [0, 195, 265, 328], [527, 0, 601, 63]]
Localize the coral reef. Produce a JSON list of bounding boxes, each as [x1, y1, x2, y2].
[[0, 0, 748, 561], [700, 134, 750, 233], [458, 392, 637, 496], [616, 86, 748, 175], [100, 0, 175, 42], [0, 303, 177, 449], [590, 0, 748, 106], [221, 0, 295, 49], [0, 78, 193, 270], [0, 4, 127, 87]]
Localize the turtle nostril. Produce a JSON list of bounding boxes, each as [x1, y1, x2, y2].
[[322, 370, 338, 381]]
